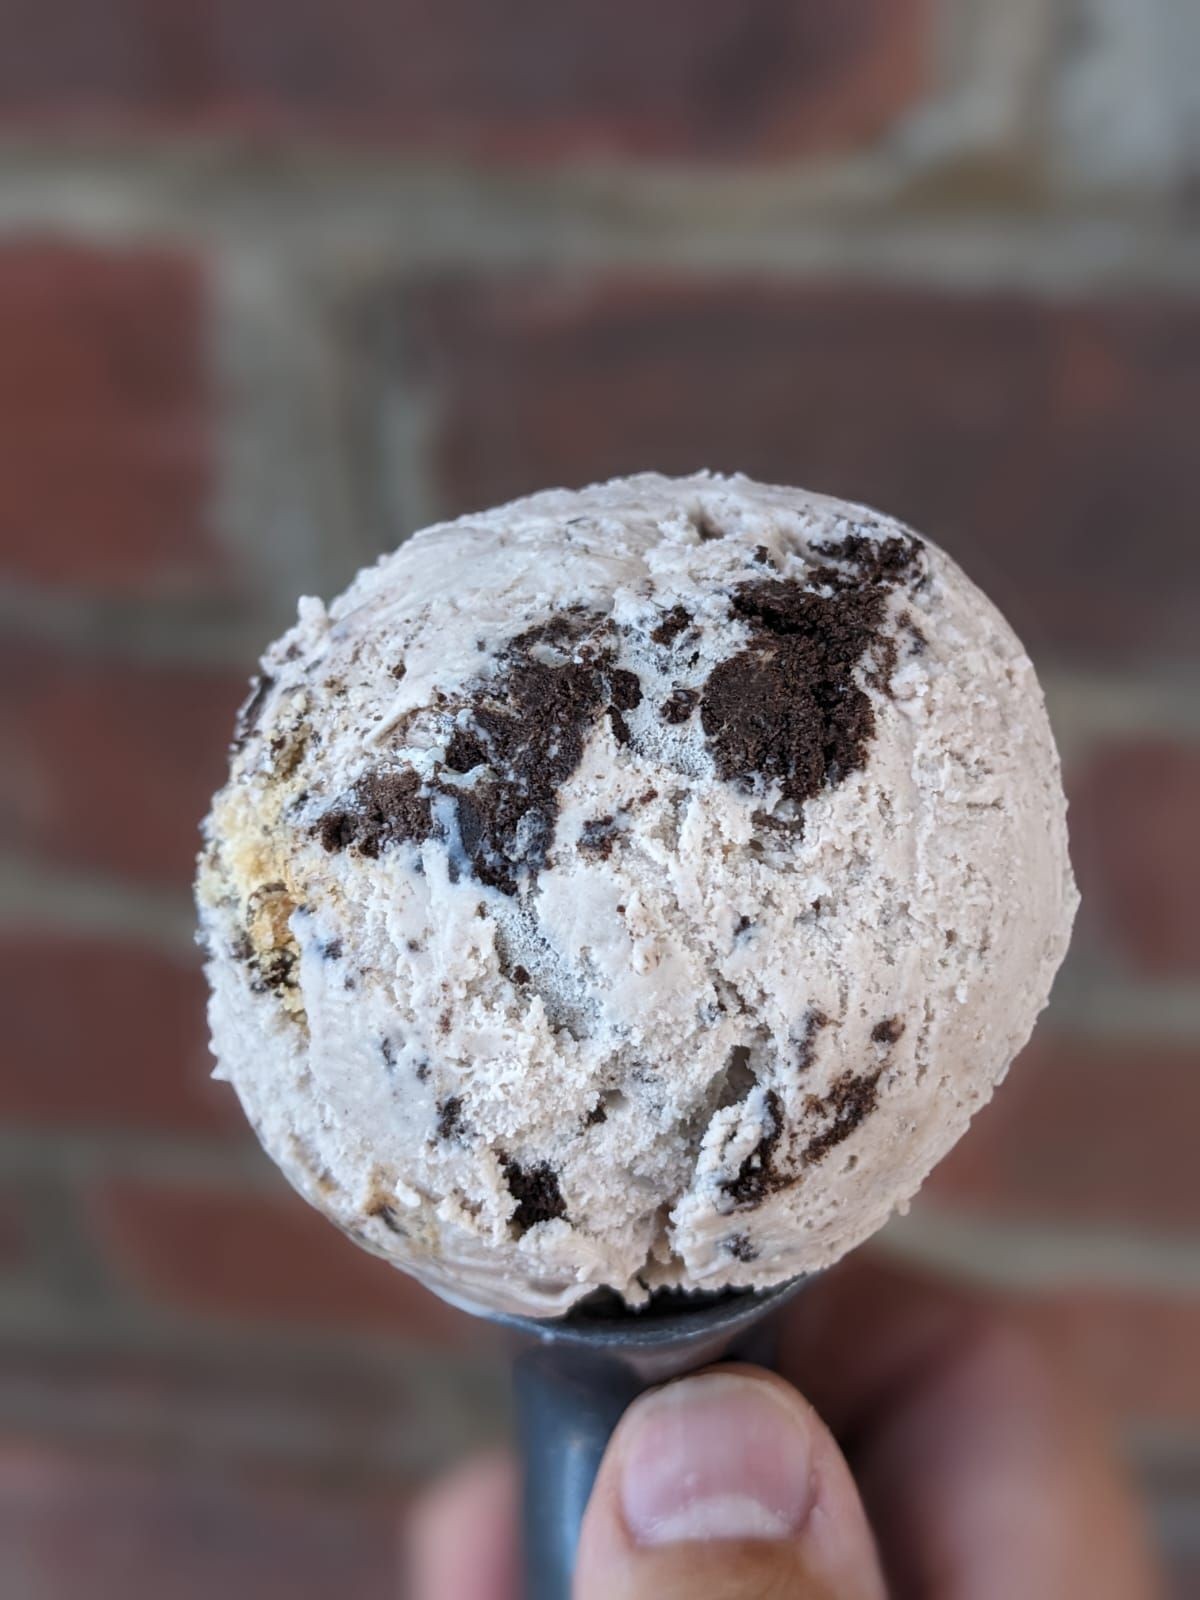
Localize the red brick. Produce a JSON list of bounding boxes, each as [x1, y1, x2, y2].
[[0, 639, 243, 886], [924, 1034, 1200, 1230], [1022, 1288, 1200, 1428], [0, 0, 927, 161], [0, 932, 240, 1136], [410, 279, 1200, 662], [91, 1179, 484, 1346], [0, 243, 218, 599], [1068, 741, 1200, 979], [0, 1441, 397, 1600], [0, 1345, 429, 1486]]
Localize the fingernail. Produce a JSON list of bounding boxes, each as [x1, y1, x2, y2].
[[619, 1372, 815, 1546]]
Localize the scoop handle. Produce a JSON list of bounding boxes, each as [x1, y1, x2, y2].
[[513, 1307, 784, 1600], [514, 1352, 642, 1600]]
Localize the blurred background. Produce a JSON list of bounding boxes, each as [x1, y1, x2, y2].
[[0, 2, 1197, 1595]]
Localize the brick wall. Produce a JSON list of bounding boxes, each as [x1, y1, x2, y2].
[[1, 2, 1197, 1594]]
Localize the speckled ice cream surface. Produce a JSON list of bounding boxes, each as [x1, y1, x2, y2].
[[196, 472, 1077, 1318]]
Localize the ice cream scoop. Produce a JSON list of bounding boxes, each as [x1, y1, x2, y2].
[[196, 471, 1076, 1321], [498, 1277, 803, 1599], [197, 470, 1078, 1598]]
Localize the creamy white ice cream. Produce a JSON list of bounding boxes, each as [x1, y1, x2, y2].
[[196, 472, 1077, 1318]]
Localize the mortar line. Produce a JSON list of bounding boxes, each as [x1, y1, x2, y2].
[[881, 1210, 1200, 1294], [1, 150, 1198, 290]]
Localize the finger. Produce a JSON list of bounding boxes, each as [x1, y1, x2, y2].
[[405, 1451, 519, 1600], [780, 1256, 1162, 1600], [573, 1364, 887, 1600], [854, 1308, 1160, 1600], [777, 1253, 988, 1442]]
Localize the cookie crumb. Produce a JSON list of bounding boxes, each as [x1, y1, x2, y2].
[[501, 1158, 567, 1233]]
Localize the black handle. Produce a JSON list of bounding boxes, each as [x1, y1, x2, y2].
[[514, 1348, 644, 1600], [509, 1285, 797, 1600]]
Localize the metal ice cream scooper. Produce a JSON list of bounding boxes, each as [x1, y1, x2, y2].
[[490, 1277, 803, 1600]]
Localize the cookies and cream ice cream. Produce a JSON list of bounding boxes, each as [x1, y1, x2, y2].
[[196, 472, 1077, 1318]]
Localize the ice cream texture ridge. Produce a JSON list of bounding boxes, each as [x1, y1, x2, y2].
[[196, 472, 1078, 1318]]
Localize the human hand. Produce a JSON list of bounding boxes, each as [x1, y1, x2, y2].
[[406, 1258, 1162, 1599]]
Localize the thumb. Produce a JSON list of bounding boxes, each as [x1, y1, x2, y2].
[[573, 1365, 886, 1600]]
